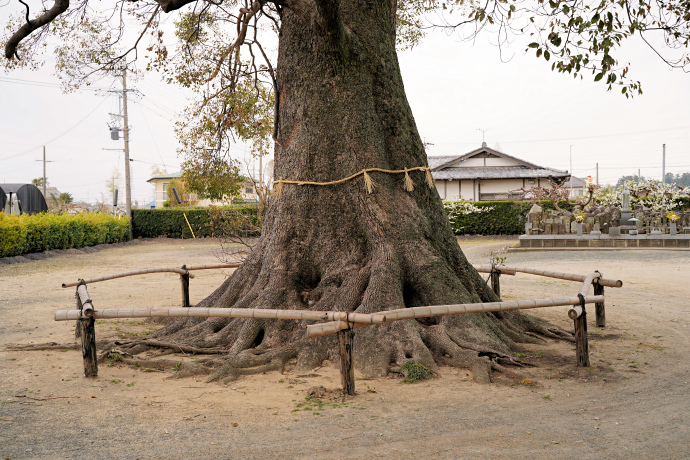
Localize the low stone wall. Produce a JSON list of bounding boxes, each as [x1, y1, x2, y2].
[[519, 234, 690, 249]]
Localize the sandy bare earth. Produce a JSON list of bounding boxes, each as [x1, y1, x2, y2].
[[1, 237, 688, 459]]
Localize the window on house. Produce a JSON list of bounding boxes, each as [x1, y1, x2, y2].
[[163, 183, 169, 191], [246, 187, 254, 194]]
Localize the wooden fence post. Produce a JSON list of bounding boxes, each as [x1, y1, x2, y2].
[[338, 319, 355, 396], [76, 282, 98, 377], [180, 265, 190, 308], [490, 269, 501, 298], [573, 294, 590, 367], [594, 281, 605, 327]]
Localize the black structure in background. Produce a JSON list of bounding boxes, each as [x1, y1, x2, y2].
[[0, 183, 49, 215]]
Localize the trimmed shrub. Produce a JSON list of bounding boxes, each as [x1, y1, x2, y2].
[[443, 200, 574, 235], [131, 204, 259, 239], [0, 213, 130, 257]]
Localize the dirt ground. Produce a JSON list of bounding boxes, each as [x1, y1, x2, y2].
[[1, 237, 689, 459]]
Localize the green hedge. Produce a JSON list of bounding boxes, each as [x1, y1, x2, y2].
[[131, 204, 259, 239], [131, 201, 575, 239], [444, 200, 574, 235], [0, 213, 130, 258]]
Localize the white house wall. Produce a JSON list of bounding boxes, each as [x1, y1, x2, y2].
[[457, 157, 484, 167], [485, 157, 520, 167], [446, 180, 461, 200], [479, 179, 524, 193]]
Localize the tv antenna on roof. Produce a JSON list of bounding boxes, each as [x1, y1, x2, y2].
[[477, 128, 488, 147]]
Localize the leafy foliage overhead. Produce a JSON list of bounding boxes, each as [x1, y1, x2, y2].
[[1, 0, 688, 154]]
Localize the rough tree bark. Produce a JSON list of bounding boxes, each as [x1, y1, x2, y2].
[[129, 0, 571, 384]]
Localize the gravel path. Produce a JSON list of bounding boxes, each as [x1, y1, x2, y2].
[[1, 237, 688, 459]]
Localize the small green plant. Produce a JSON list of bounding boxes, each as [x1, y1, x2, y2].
[[172, 362, 182, 372], [110, 353, 123, 362], [490, 254, 507, 266], [514, 352, 527, 358], [402, 361, 435, 383], [543, 395, 550, 399]]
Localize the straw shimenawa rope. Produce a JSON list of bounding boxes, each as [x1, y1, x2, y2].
[[274, 166, 435, 195]]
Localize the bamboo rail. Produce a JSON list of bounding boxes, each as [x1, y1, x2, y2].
[[473, 265, 517, 275], [55, 307, 387, 324], [185, 263, 241, 271], [473, 265, 622, 288], [62, 268, 195, 288], [306, 295, 605, 338], [76, 284, 94, 317]]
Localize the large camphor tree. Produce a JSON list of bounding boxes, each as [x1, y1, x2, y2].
[[4, 0, 688, 383]]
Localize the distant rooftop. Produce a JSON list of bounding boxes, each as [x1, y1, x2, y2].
[[147, 171, 182, 183]]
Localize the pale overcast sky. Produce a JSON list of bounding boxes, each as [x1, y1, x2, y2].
[[1, 8, 688, 204]]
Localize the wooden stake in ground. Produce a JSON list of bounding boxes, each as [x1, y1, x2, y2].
[[76, 283, 98, 377], [338, 322, 355, 396], [180, 265, 190, 308], [573, 294, 590, 367], [490, 268, 501, 298], [594, 280, 605, 327]]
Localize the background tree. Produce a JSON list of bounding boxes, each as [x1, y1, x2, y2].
[[3, 0, 687, 383], [105, 168, 122, 207], [616, 174, 647, 187], [181, 154, 246, 204], [49, 192, 74, 214], [32, 177, 48, 188], [165, 178, 199, 207]]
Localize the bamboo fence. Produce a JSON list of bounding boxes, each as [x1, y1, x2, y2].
[[56, 261, 623, 387], [55, 307, 387, 324], [185, 263, 241, 271], [472, 264, 622, 288], [306, 295, 605, 337], [62, 268, 195, 288]]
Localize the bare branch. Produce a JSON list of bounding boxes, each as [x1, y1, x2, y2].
[[5, 0, 70, 59]]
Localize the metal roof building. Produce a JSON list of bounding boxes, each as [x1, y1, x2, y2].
[[428, 143, 571, 201]]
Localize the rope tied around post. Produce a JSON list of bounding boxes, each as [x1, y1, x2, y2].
[[273, 166, 436, 195]]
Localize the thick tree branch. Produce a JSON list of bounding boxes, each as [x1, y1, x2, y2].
[[155, 0, 198, 14], [5, 0, 70, 59]]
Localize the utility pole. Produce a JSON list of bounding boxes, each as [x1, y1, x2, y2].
[[569, 145, 573, 198], [596, 163, 599, 186], [108, 68, 133, 238], [43, 146, 47, 198], [122, 68, 132, 224], [35, 146, 54, 200], [662, 144, 666, 184]]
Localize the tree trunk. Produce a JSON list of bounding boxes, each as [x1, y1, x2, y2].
[[145, 0, 570, 384]]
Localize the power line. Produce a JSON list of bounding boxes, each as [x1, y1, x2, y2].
[[431, 125, 690, 146], [137, 103, 167, 169], [0, 97, 110, 162]]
